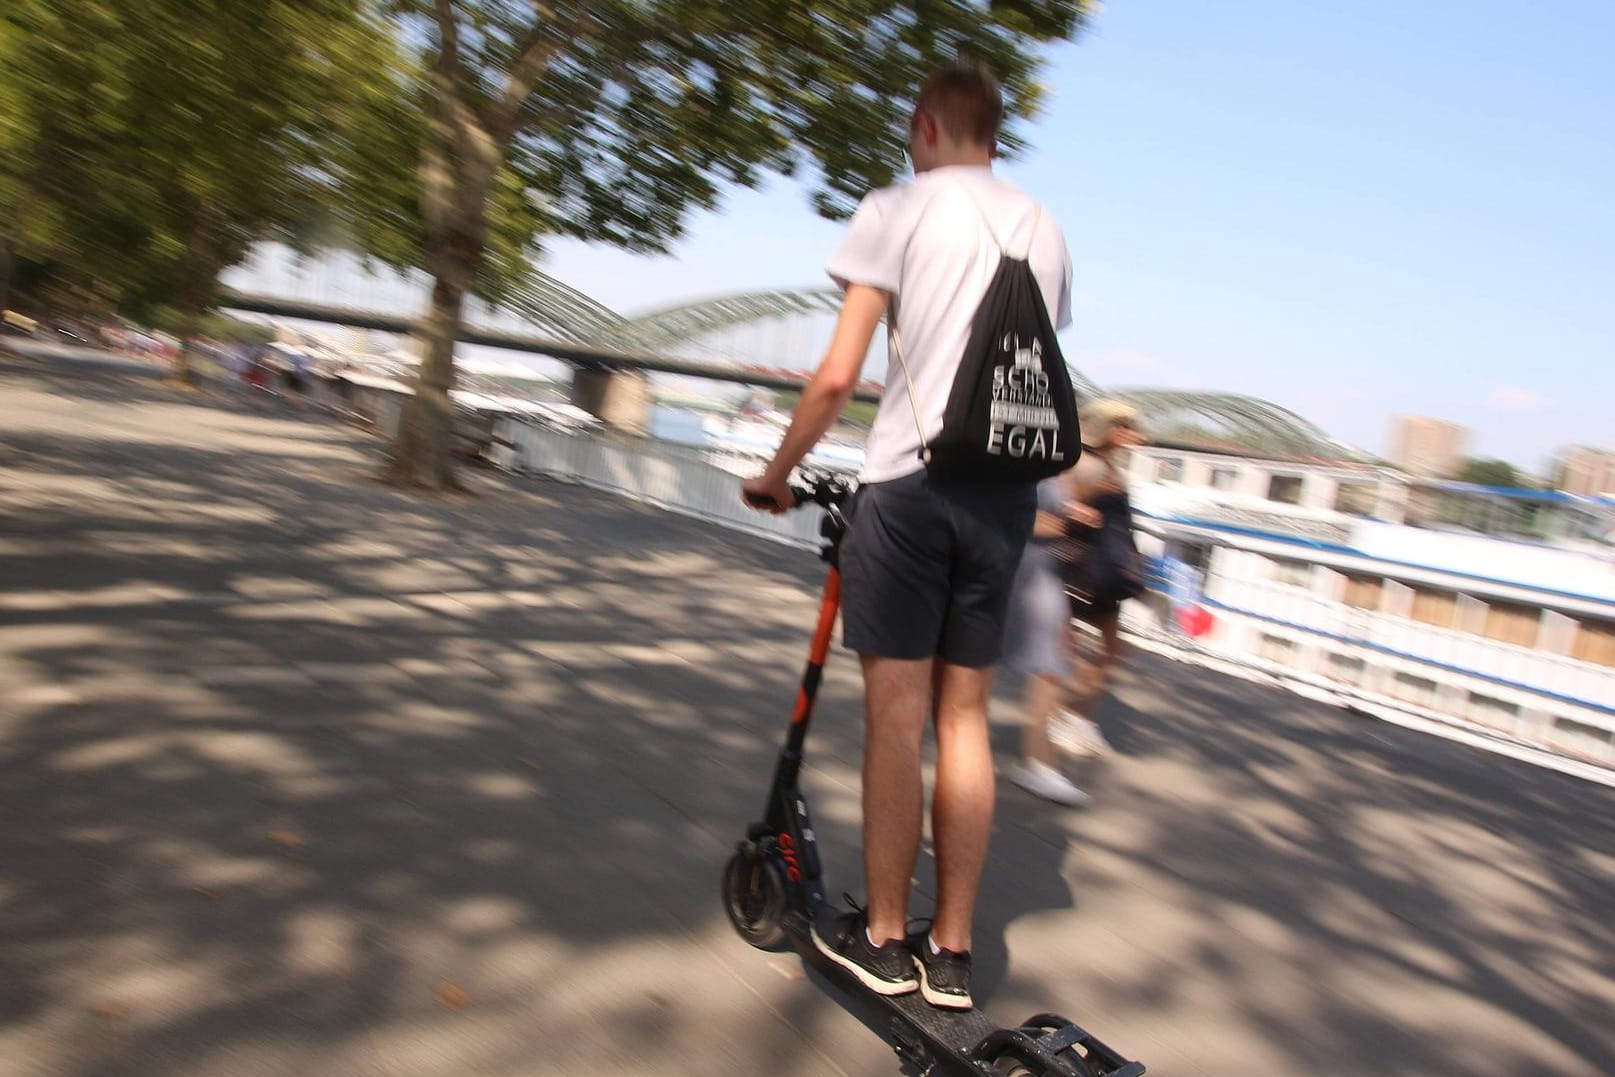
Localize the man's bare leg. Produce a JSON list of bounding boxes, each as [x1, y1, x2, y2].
[[861, 654, 932, 944], [930, 661, 997, 952]]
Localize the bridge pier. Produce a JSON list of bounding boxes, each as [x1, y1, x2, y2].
[[569, 367, 652, 434]]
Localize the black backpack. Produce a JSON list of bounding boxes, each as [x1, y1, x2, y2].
[[892, 202, 1081, 482]]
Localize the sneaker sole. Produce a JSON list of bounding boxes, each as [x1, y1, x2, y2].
[[811, 925, 918, 996], [914, 958, 973, 1010], [1010, 770, 1091, 807], [1047, 730, 1096, 758], [1051, 737, 1104, 759], [1024, 785, 1091, 807]]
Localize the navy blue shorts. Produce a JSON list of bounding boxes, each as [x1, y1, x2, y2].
[[839, 470, 1037, 667]]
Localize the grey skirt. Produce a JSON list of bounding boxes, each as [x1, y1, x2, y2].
[[1000, 543, 1069, 678]]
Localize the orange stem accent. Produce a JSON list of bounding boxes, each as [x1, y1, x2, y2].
[[791, 568, 842, 724], [809, 568, 841, 664]]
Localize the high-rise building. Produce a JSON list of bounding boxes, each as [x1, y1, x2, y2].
[[1388, 416, 1470, 478], [1556, 446, 1615, 496]]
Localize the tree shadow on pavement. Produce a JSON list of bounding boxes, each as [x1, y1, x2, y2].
[[0, 357, 887, 1076], [1023, 665, 1615, 1077], [1, 356, 1612, 1077]]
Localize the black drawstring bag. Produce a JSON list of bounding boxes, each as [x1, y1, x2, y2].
[[891, 203, 1081, 482]]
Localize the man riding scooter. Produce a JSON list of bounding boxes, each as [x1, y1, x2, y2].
[[743, 59, 1076, 1010]]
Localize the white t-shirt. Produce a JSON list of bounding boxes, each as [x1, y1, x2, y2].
[[826, 164, 1073, 484]]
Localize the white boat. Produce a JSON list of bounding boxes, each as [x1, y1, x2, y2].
[[499, 390, 1615, 772], [1121, 445, 1615, 768]]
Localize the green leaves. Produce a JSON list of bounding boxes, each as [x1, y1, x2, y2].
[[1456, 458, 1526, 488], [364, 0, 1091, 484], [0, 0, 401, 321], [2, 0, 1091, 335], [354, 0, 1090, 271]]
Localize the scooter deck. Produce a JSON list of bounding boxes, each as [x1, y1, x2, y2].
[[883, 986, 1001, 1062], [785, 912, 1003, 1075]]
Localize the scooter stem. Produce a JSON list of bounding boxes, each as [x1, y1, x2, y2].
[[777, 565, 841, 774]]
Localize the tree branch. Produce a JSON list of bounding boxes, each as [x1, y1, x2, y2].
[[426, 0, 499, 194], [485, 11, 817, 149], [432, 0, 463, 80], [489, 26, 559, 142]]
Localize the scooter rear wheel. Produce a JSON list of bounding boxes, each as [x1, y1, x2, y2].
[[722, 846, 788, 950]]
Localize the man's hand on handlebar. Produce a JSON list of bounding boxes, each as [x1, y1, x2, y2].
[[742, 474, 796, 514], [742, 470, 852, 513]]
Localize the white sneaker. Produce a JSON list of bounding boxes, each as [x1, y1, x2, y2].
[[1046, 714, 1081, 755], [1074, 717, 1113, 756], [1009, 760, 1090, 806], [1049, 713, 1111, 758]]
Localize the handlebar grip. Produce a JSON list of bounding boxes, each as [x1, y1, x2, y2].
[[742, 490, 780, 510], [743, 485, 813, 510]]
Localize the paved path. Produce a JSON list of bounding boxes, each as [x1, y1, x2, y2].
[[2, 350, 1612, 1077]]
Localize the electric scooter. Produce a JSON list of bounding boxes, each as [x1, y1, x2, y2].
[[725, 475, 1145, 1077]]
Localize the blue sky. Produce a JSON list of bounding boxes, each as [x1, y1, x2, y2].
[[542, 0, 1613, 470]]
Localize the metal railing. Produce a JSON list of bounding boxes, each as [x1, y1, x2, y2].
[[488, 414, 1615, 769], [495, 417, 832, 551]]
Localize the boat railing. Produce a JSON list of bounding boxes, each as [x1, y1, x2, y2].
[[1205, 575, 1615, 711]]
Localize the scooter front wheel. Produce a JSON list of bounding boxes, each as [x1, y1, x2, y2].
[[722, 845, 788, 951]]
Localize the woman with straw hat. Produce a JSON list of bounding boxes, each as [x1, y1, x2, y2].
[[1003, 399, 1144, 803]]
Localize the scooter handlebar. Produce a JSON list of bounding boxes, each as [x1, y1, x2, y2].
[[742, 486, 811, 512], [743, 474, 852, 512]]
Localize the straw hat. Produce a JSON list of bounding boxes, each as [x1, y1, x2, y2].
[[1080, 398, 1143, 448]]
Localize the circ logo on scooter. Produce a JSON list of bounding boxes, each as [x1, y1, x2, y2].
[[778, 832, 803, 883]]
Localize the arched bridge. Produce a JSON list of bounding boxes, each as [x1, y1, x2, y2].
[[218, 245, 1349, 458]]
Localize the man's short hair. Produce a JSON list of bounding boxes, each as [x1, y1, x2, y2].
[[914, 61, 1004, 147]]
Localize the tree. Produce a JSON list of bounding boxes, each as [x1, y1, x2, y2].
[[369, 0, 1096, 489], [0, 1, 399, 379], [1455, 457, 1524, 488]]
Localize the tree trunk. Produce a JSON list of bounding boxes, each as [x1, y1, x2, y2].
[[386, 15, 509, 492], [176, 304, 201, 386], [175, 259, 213, 386], [386, 269, 468, 490], [0, 239, 13, 316], [386, 115, 497, 489], [173, 209, 216, 387]]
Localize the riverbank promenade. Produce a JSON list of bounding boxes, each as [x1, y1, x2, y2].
[[3, 348, 1612, 1077]]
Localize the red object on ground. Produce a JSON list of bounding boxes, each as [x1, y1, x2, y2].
[[1176, 605, 1215, 638]]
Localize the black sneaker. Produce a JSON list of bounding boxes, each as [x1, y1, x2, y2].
[[909, 929, 973, 1010], [811, 898, 918, 996]]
